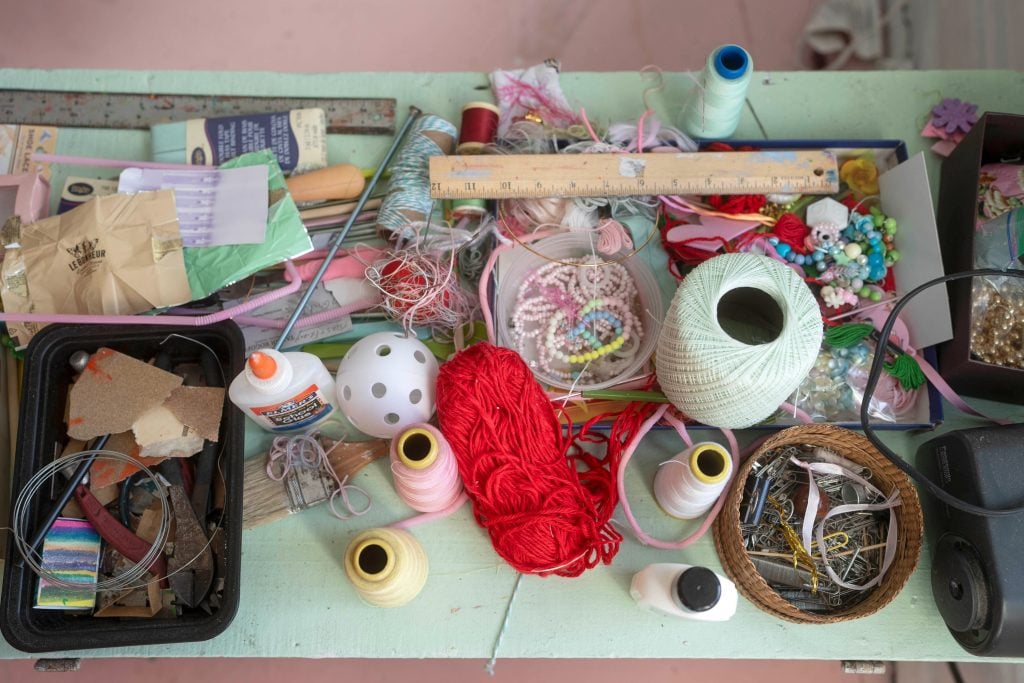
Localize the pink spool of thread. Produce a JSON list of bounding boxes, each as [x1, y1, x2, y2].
[[389, 423, 463, 513]]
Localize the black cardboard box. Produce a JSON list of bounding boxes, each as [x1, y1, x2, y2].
[[936, 112, 1024, 403]]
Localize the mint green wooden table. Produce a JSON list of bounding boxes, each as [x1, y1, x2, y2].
[[0, 69, 1022, 661]]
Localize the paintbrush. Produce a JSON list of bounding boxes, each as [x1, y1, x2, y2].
[[242, 436, 388, 529]]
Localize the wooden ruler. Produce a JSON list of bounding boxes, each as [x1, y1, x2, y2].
[[429, 151, 839, 198], [0, 89, 396, 135]]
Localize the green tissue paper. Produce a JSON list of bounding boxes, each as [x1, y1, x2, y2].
[[183, 150, 312, 300]]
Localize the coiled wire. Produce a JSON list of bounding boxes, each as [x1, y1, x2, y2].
[[11, 449, 171, 591]]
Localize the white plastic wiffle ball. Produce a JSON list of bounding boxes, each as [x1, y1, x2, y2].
[[335, 332, 439, 438]]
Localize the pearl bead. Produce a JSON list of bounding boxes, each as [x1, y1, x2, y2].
[[844, 243, 862, 259]]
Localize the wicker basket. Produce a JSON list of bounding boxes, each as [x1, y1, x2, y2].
[[713, 424, 923, 623]]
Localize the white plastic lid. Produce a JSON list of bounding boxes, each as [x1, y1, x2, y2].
[[244, 348, 293, 394]]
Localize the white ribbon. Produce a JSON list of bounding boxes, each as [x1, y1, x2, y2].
[[790, 457, 901, 591]]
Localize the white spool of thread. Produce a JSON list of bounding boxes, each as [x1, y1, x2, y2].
[[655, 253, 823, 429], [653, 442, 732, 519], [682, 44, 753, 139]]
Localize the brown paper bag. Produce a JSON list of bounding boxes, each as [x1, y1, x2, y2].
[[0, 190, 192, 347]]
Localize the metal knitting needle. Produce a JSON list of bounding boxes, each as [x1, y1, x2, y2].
[[21, 433, 110, 562], [274, 105, 423, 350]]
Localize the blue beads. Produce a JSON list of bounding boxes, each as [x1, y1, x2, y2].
[[794, 254, 806, 265], [776, 243, 792, 258]]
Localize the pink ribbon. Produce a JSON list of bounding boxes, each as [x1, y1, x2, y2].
[[616, 404, 740, 549]]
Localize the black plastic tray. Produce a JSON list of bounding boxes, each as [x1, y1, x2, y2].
[[1, 322, 245, 653]]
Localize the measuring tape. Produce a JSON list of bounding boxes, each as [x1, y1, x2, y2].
[[429, 151, 839, 199], [0, 89, 396, 135]]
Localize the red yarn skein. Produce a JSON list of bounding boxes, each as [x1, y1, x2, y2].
[[436, 343, 621, 577], [772, 213, 811, 253]]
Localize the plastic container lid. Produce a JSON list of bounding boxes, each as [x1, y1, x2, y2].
[[676, 566, 722, 613]]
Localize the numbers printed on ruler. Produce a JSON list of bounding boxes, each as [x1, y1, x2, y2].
[[428, 151, 840, 199]]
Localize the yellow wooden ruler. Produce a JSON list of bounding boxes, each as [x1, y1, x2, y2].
[[429, 150, 839, 199]]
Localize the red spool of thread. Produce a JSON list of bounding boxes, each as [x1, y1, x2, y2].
[[457, 102, 500, 154]]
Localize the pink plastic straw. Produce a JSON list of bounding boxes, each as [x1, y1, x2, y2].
[[233, 295, 380, 330], [0, 260, 305, 327]]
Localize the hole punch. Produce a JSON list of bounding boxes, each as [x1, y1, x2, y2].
[[371, 383, 387, 399], [376, 345, 392, 357]]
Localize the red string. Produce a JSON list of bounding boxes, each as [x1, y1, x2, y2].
[[703, 141, 758, 152], [772, 212, 811, 253], [660, 213, 737, 276], [706, 194, 767, 215], [435, 343, 622, 577]]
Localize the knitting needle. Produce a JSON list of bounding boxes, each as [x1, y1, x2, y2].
[[21, 433, 110, 561], [274, 106, 422, 351]]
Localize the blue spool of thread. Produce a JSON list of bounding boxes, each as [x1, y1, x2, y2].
[[683, 44, 753, 139], [714, 45, 750, 80]]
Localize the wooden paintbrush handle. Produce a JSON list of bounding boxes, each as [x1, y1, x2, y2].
[[326, 439, 389, 480]]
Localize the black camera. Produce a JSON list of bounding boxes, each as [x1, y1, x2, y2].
[[917, 424, 1024, 656]]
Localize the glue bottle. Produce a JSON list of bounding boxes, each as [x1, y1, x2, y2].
[[228, 348, 340, 433], [630, 563, 738, 622]]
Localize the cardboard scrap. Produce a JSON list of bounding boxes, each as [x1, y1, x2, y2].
[[162, 386, 225, 442], [131, 405, 204, 458], [134, 503, 164, 544], [67, 348, 182, 440], [95, 581, 162, 618]]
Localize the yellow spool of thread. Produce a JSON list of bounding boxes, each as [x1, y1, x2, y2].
[[344, 527, 429, 608], [395, 426, 438, 470], [689, 443, 731, 485]]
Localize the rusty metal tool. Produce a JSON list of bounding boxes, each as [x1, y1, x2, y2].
[[159, 459, 214, 608]]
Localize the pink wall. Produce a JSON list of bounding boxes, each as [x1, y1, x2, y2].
[[2, 0, 818, 72]]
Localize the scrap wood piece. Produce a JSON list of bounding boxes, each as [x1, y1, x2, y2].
[[67, 348, 183, 440], [94, 580, 162, 618], [132, 405, 205, 458]]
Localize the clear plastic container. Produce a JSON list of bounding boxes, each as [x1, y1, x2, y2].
[[495, 231, 665, 390]]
